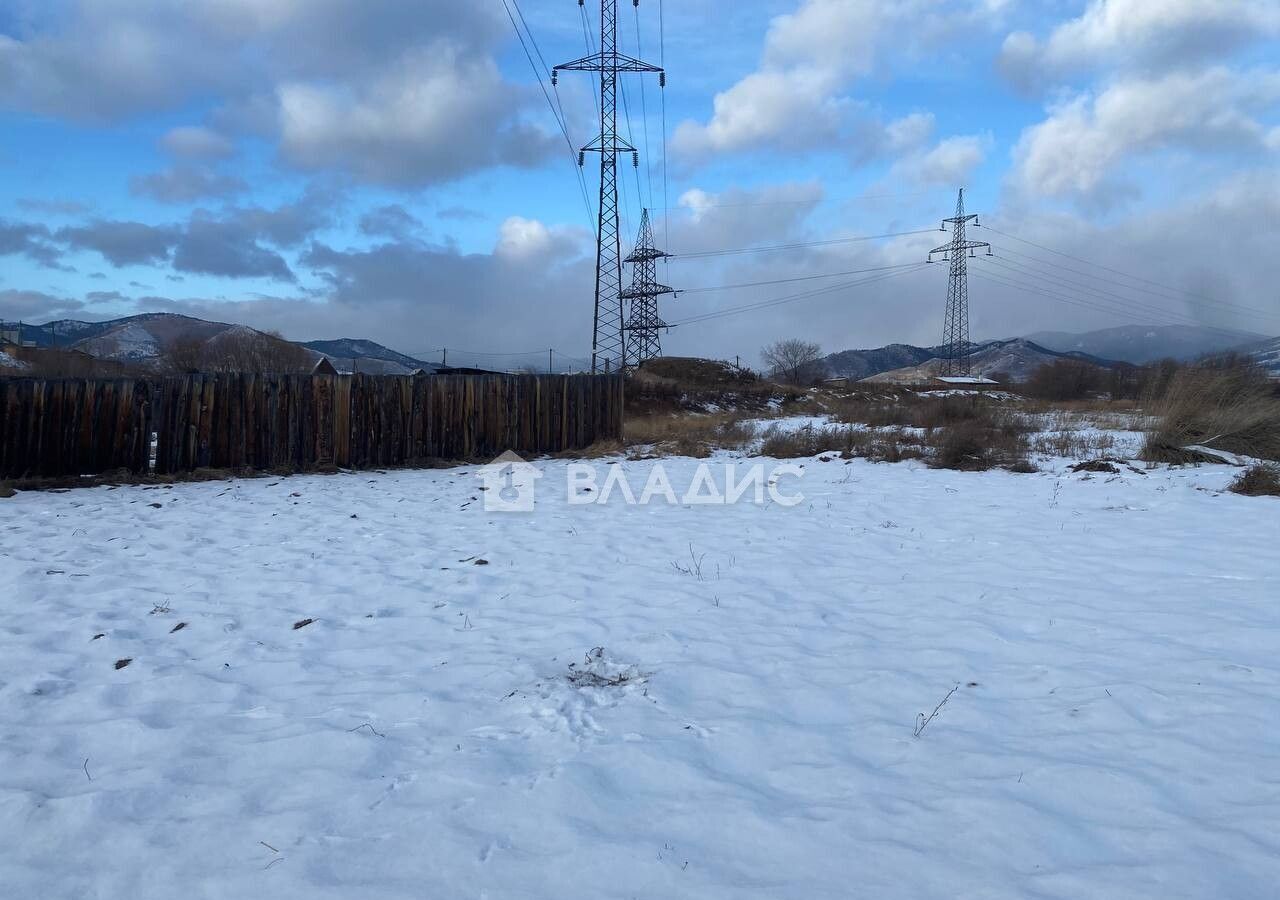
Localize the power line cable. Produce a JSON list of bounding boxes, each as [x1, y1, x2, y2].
[[970, 264, 1260, 340], [500, 0, 593, 229], [668, 264, 930, 328], [673, 228, 937, 260], [634, 3, 655, 211], [990, 241, 1280, 325], [984, 225, 1277, 321], [985, 256, 1268, 336], [677, 261, 925, 294]]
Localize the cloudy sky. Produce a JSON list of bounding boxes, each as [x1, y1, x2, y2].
[[2, 0, 1278, 368]]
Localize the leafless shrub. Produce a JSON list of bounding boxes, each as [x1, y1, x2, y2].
[[1023, 360, 1106, 401], [1229, 463, 1280, 497], [163, 328, 314, 374], [1030, 429, 1118, 459], [759, 424, 859, 458], [1141, 365, 1280, 463]]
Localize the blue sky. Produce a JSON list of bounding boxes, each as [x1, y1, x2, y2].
[[2, 0, 1279, 367]]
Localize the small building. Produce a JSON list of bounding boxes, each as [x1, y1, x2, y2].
[[312, 357, 338, 375], [935, 375, 999, 388], [823, 376, 852, 389], [0, 321, 20, 346]]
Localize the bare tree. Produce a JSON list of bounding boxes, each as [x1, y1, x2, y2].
[[162, 336, 207, 374], [162, 329, 314, 374], [761, 339, 824, 385]]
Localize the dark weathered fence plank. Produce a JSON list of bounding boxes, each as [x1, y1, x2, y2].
[[1, 373, 622, 479]]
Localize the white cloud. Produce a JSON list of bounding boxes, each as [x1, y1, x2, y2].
[[1011, 68, 1280, 201], [894, 135, 992, 187], [1000, 0, 1280, 87], [0, 1, 541, 186], [672, 0, 999, 161]]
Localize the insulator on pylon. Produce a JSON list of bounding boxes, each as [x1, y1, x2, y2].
[[551, 70, 558, 86], [578, 151, 585, 167], [659, 72, 666, 89], [633, 151, 639, 168]]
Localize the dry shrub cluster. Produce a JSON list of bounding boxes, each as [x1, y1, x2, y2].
[[625, 412, 756, 457], [759, 403, 1033, 472], [1141, 366, 1280, 463], [1229, 463, 1280, 497]]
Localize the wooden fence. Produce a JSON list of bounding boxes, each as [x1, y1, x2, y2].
[[0, 373, 623, 480]]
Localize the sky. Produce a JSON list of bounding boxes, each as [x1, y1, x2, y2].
[[1, 0, 1279, 369]]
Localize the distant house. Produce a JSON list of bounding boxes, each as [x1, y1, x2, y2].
[[312, 357, 338, 375], [934, 375, 999, 388], [823, 376, 852, 389], [0, 321, 19, 346]]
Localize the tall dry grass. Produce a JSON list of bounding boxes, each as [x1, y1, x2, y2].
[[1141, 366, 1280, 463]]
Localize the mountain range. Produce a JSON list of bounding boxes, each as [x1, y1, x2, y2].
[[825, 324, 1279, 382], [2, 314, 1276, 380], [5, 314, 441, 375], [1024, 325, 1267, 365]]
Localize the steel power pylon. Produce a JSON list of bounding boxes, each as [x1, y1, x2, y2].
[[555, 1, 664, 374], [620, 208, 674, 367], [927, 188, 990, 376]]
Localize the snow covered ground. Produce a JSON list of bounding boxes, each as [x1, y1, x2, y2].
[[2, 454, 1278, 899]]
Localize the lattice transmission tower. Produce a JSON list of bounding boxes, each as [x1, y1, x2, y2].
[[555, 1, 664, 374], [927, 188, 990, 376], [620, 208, 674, 367]]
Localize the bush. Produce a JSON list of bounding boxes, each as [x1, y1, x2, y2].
[[1141, 365, 1280, 463], [1229, 463, 1280, 497], [1024, 360, 1104, 401], [760, 424, 859, 458]]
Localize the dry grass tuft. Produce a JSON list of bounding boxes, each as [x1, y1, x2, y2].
[[625, 412, 755, 455], [1229, 463, 1280, 497], [1141, 366, 1280, 463]]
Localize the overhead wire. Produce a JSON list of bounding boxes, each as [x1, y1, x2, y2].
[[985, 255, 1272, 336], [989, 240, 1280, 325], [673, 228, 937, 260], [668, 264, 931, 328], [677, 261, 926, 295], [659, 0, 669, 254], [984, 225, 1277, 322], [634, 3, 655, 212], [500, 0, 593, 230]]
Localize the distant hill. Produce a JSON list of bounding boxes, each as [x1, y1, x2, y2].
[[1223, 336, 1280, 378], [301, 339, 441, 375], [862, 339, 1117, 384], [822, 338, 1115, 383], [822, 344, 939, 380], [1024, 325, 1267, 365], [8, 313, 438, 375]]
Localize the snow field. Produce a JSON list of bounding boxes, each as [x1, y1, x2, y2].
[[1, 455, 1278, 899]]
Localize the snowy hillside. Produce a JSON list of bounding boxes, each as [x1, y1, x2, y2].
[[2, 454, 1278, 897], [1239, 336, 1280, 378], [865, 338, 1097, 383], [1027, 325, 1266, 364]]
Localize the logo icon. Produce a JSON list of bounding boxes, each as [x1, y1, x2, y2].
[[478, 450, 542, 512]]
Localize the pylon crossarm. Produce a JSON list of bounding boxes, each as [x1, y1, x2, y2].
[[942, 214, 979, 226], [624, 248, 672, 263], [556, 52, 663, 73], [930, 240, 990, 255], [581, 138, 638, 154]]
